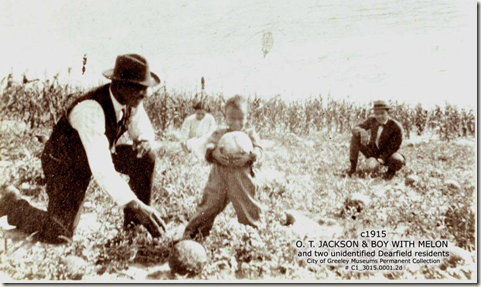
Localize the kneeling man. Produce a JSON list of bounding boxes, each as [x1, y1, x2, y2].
[[0, 54, 166, 243], [348, 100, 405, 180]]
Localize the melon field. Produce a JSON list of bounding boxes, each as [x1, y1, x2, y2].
[[0, 78, 476, 282]]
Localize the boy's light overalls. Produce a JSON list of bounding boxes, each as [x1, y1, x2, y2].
[[183, 127, 263, 239]]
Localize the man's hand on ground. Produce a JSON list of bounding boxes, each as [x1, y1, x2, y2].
[[126, 199, 166, 238]]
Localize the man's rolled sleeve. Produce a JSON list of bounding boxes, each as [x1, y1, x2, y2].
[[69, 100, 137, 207], [207, 114, 218, 135], [128, 103, 156, 145], [180, 115, 192, 141]]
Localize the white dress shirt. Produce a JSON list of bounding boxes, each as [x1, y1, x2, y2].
[[181, 114, 217, 141], [375, 119, 388, 149], [68, 87, 156, 207], [180, 114, 217, 160]]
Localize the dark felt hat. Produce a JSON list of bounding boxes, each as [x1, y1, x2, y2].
[[102, 54, 160, 87]]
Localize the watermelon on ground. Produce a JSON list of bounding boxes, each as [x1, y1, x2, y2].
[[169, 240, 208, 276]]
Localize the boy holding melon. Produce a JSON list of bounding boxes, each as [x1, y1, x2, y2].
[[183, 95, 263, 240]]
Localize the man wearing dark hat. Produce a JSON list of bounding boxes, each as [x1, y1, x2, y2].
[[347, 100, 406, 180], [0, 54, 167, 243]]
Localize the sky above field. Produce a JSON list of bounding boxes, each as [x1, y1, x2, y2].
[[0, 0, 476, 108]]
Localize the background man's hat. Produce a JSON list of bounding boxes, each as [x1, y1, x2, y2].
[[373, 100, 390, 111], [103, 54, 160, 87]]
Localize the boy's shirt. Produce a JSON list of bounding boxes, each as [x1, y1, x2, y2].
[[205, 126, 263, 169]]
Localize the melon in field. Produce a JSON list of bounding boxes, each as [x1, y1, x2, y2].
[[169, 240, 208, 276], [365, 157, 381, 172], [217, 131, 253, 159], [405, 175, 419, 187], [343, 192, 371, 215]]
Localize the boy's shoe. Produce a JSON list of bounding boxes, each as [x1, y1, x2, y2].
[[340, 169, 354, 178], [343, 167, 356, 177], [383, 169, 396, 181], [344, 161, 357, 177], [0, 185, 22, 217]]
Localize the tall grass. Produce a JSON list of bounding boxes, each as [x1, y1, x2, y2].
[[0, 74, 475, 140]]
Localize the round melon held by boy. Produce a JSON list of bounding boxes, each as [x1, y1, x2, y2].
[[182, 94, 264, 240]]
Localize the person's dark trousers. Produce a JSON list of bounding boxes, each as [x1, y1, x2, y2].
[[113, 145, 156, 228], [6, 144, 156, 244], [349, 133, 405, 172]]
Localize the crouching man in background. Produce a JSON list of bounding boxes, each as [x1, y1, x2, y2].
[[0, 54, 166, 243], [347, 100, 406, 180]]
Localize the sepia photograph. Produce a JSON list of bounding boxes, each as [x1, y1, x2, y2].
[[0, 0, 476, 283]]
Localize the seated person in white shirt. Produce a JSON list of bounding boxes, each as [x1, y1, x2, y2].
[[0, 54, 167, 243], [180, 102, 217, 158]]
